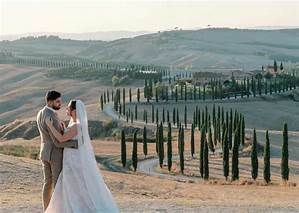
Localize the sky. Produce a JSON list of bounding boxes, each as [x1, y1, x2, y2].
[[1, 0, 299, 35]]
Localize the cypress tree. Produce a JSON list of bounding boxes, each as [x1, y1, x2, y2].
[[184, 105, 187, 128], [129, 88, 132, 102], [203, 138, 209, 180], [179, 126, 185, 174], [100, 95, 104, 111], [167, 123, 172, 172], [137, 88, 140, 102], [121, 129, 126, 167], [228, 109, 233, 150], [178, 125, 181, 154], [156, 108, 159, 123], [135, 104, 138, 120], [264, 130, 271, 183], [241, 116, 245, 146], [184, 84, 187, 101], [175, 86, 178, 102], [173, 108, 176, 125], [151, 105, 155, 123], [281, 123, 289, 182], [158, 122, 164, 168], [191, 124, 195, 158], [231, 127, 239, 181], [176, 109, 180, 128], [132, 130, 138, 171], [251, 129, 258, 180], [199, 127, 206, 178], [145, 110, 148, 123], [274, 60, 277, 72], [280, 62, 283, 71], [223, 129, 229, 180], [143, 126, 148, 157], [122, 88, 126, 115], [155, 123, 159, 154]]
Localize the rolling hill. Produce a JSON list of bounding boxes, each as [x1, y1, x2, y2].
[[1, 28, 299, 70]]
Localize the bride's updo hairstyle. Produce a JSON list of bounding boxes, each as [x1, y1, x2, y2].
[[69, 99, 77, 112]]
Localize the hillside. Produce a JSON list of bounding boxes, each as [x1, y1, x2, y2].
[[1, 28, 299, 70]]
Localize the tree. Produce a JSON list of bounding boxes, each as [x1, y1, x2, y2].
[[129, 88, 132, 102], [241, 116, 245, 146], [281, 123, 289, 182], [155, 123, 159, 154], [135, 104, 138, 120], [231, 127, 239, 181], [199, 127, 206, 178], [173, 108, 176, 125], [274, 60, 278, 72], [158, 122, 164, 168], [167, 123, 172, 172], [228, 109, 233, 150], [264, 130, 271, 183], [203, 139, 209, 180], [100, 95, 104, 111], [175, 86, 178, 102], [223, 129, 229, 180], [251, 128, 259, 180], [176, 109, 180, 128], [151, 105, 155, 123], [122, 88, 126, 115], [179, 126, 185, 174], [184, 106, 187, 128], [143, 126, 148, 157], [137, 88, 140, 102], [132, 130, 138, 171], [191, 124, 195, 158], [121, 130, 126, 167], [280, 62, 283, 71]]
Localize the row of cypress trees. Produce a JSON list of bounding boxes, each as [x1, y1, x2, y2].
[[143, 74, 299, 103], [120, 122, 289, 183]]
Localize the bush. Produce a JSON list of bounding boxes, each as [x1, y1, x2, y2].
[[112, 75, 120, 86]]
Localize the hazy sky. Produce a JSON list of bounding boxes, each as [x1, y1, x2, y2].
[[1, 0, 299, 35]]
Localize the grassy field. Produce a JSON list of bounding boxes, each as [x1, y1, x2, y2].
[[0, 64, 143, 125], [1, 138, 299, 212]]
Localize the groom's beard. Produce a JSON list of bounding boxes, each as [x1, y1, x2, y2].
[[53, 106, 61, 110]]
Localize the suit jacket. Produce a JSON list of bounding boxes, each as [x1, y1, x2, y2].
[[37, 106, 78, 162]]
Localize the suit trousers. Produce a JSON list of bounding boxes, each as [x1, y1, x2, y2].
[[41, 160, 62, 211]]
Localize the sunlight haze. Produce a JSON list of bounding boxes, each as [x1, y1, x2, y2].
[[1, 0, 299, 35]]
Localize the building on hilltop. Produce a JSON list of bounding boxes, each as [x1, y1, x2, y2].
[[192, 71, 228, 85]]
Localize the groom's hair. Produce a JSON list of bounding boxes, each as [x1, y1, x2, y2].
[[45, 90, 61, 102]]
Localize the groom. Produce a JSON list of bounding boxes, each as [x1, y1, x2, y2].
[[37, 90, 78, 211]]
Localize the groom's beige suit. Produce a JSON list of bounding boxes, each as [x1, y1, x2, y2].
[[37, 106, 78, 211]]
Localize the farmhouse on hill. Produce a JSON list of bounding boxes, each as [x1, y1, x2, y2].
[[192, 71, 228, 85]]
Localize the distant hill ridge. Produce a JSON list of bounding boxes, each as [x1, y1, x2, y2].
[[1, 28, 299, 70]]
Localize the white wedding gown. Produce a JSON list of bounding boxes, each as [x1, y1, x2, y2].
[[45, 100, 119, 213]]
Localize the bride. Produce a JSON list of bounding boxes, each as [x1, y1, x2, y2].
[[45, 99, 119, 213]]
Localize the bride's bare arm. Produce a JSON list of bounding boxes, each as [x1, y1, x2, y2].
[[45, 117, 78, 143]]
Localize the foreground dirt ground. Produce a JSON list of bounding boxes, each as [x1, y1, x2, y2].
[[1, 139, 299, 212]]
